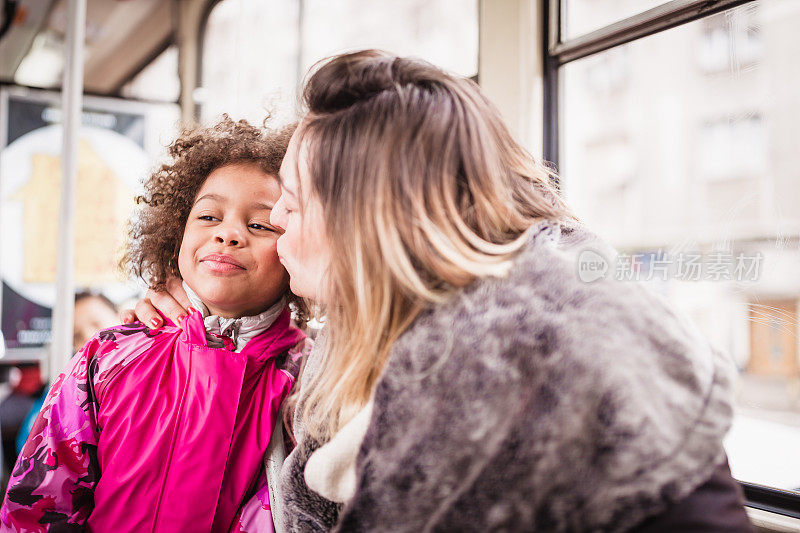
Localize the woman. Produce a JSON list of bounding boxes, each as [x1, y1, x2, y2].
[[130, 50, 752, 531]]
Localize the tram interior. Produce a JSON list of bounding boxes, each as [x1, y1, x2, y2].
[[0, 0, 798, 530]]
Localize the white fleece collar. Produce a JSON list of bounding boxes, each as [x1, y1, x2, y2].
[[304, 401, 374, 504], [183, 281, 285, 352]]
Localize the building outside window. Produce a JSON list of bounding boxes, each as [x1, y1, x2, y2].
[[552, 0, 800, 499]]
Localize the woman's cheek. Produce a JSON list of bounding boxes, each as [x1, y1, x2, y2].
[[281, 221, 299, 257], [276, 238, 296, 280], [276, 235, 287, 260]]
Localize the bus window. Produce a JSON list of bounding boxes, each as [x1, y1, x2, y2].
[[120, 46, 180, 104], [551, 0, 800, 511], [199, 0, 478, 126]]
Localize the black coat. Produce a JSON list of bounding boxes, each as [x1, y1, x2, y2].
[[637, 460, 751, 532]]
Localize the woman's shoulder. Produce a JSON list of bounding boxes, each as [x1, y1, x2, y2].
[[451, 219, 676, 342], [366, 219, 736, 532]]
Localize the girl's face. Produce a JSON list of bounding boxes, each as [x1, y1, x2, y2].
[[178, 163, 288, 318], [270, 131, 331, 303]]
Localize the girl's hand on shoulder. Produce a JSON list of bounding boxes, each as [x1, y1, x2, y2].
[[120, 277, 193, 328]]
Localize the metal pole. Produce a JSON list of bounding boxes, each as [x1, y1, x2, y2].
[[50, 0, 85, 383], [296, 0, 304, 86]]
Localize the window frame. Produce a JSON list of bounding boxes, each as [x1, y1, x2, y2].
[[542, 0, 800, 519]]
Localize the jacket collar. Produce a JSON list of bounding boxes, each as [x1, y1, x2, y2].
[[183, 281, 286, 352]]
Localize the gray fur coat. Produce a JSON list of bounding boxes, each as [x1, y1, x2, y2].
[[279, 221, 735, 532]]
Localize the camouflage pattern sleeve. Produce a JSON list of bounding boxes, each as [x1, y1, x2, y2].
[[229, 471, 275, 533], [279, 335, 313, 381], [0, 339, 102, 531]]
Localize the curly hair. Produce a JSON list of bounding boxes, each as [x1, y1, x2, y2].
[[122, 115, 306, 319]]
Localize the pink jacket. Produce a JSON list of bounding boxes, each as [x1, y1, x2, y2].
[[1, 308, 308, 532]]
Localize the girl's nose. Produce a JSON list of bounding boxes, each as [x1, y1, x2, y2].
[[214, 225, 244, 246]]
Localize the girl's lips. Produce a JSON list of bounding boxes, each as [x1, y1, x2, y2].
[[201, 260, 245, 274], [200, 254, 246, 274]]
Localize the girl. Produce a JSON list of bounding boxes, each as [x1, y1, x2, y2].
[[1, 117, 309, 532]]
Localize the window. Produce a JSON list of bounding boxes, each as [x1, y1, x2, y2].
[[120, 46, 180, 103], [200, 0, 478, 126], [699, 114, 766, 180], [699, 5, 762, 73], [299, 0, 478, 79], [200, 0, 301, 126], [547, 0, 800, 517]]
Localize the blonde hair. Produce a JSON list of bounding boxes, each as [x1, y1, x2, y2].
[[296, 50, 574, 441]]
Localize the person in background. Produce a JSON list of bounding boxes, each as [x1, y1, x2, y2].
[[71, 292, 120, 354], [1, 291, 118, 485], [0, 367, 44, 483], [10, 291, 121, 459]]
